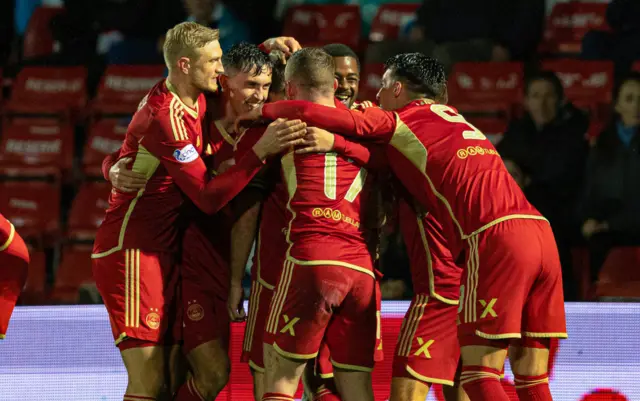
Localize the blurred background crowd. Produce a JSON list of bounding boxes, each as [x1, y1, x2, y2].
[[0, 0, 638, 305]]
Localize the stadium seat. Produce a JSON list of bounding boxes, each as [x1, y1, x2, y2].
[[596, 247, 640, 300], [6, 66, 87, 118], [358, 62, 385, 102], [633, 61, 640, 73], [368, 3, 419, 42], [67, 181, 111, 240], [83, 118, 129, 173], [50, 245, 94, 304], [282, 4, 361, 50], [0, 180, 61, 241], [91, 65, 166, 117], [19, 247, 48, 305], [0, 118, 74, 172], [22, 6, 64, 60], [541, 59, 614, 118], [540, 2, 609, 56]]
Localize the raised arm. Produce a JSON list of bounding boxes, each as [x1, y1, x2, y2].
[[261, 100, 397, 141]]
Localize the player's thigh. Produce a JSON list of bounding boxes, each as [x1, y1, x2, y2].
[[393, 295, 459, 386], [390, 377, 431, 401], [508, 337, 551, 376], [93, 249, 180, 344], [243, 281, 273, 372], [186, 338, 230, 385], [522, 221, 568, 340], [333, 369, 374, 401], [265, 261, 346, 360], [325, 269, 377, 371], [120, 343, 171, 389]]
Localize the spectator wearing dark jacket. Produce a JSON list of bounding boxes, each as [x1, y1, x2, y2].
[[580, 73, 640, 282], [498, 71, 590, 300]]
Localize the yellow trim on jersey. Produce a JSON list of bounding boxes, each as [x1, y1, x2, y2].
[[165, 79, 199, 119], [405, 365, 455, 386], [475, 330, 521, 340], [266, 260, 295, 334], [256, 230, 275, 290], [462, 236, 480, 324], [397, 294, 429, 357], [330, 358, 373, 372], [0, 222, 15, 252], [0, 333, 6, 340], [391, 117, 548, 241], [170, 97, 190, 141], [287, 256, 376, 279], [243, 281, 264, 353], [415, 216, 459, 305], [114, 332, 128, 346], [92, 146, 160, 259], [248, 360, 265, 373], [214, 120, 236, 146], [273, 342, 319, 360], [523, 331, 568, 339], [319, 372, 334, 379]]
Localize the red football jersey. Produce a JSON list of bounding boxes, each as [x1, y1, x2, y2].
[[263, 99, 544, 257], [0, 213, 14, 251], [93, 79, 265, 257]]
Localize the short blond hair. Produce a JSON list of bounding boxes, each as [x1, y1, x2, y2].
[[163, 22, 220, 70], [285, 48, 335, 92]]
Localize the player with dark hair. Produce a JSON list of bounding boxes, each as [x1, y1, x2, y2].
[[267, 51, 287, 101], [0, 214, 29, 340], [254, 52, 567, 401]]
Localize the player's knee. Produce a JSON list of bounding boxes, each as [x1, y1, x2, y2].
[[192, 358, 230, 398], [460, 343, 508, 370], [509, 338, 550, 377], [120, 343, 170, 396], [390, 377, 430, 401]]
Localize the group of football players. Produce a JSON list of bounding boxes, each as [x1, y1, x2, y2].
[[0, 20, 567, 401]]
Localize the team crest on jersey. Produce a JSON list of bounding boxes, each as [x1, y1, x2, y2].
[[146, 311, 161, 330], [173, 144, 198, 163], [187, 302, 204, 322]]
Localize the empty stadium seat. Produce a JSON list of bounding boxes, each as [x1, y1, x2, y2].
[[83, 118, 129, 172], [369, 3, 419, 42], [22, 6, 64, 60], [50, 245, 94, 304], [0, 180, 61, 240], [283, 4, 361, 50], [0, 118, 74, 172], [448, 62, 524, 110], [596, 247, 640, 300], [92, 65, 166, 116], [541, 59, 614, 118], [633, 61, 640, 73], [358, 62, 385, 102], [6, 66, 87, 118], [19, 247, 48, 305], [67, 181, 111, 240], [540, 2, 609, 55]]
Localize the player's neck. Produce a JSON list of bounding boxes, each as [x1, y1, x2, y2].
[[298, 94, 335, 108], [166, 74, 201, 109]]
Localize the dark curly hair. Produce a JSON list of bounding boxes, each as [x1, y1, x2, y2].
[[222, 42, 273, 77], [384, 53, 447, 99]]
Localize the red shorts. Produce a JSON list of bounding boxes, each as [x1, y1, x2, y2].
[[0, 224, 29, 338], [181, 224, 230, 354], [92, 249, 182, 346], [458, 219, 567, 345], [264, 260, 378, 371], [242, 280, 273, 372], [392, 294, 460, 386]]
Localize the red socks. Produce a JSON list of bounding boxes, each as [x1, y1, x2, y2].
[[123, 395, 155, 401], [461, 365, 511, 401], [514, 373, 553, 401], [173, 377, 205, 401], [314, 383, 342, 401], [262, 392, 295, 401]]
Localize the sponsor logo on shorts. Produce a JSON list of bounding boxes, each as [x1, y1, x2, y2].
[[456, 146, 499, 159], [187, 302, 204, 322], [146, 311, 161, 330], [311, 207, 359, 228], [280, 315, 300, 336], [173, 144, 198, 163]]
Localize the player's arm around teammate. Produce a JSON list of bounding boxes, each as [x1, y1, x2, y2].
[[0, 214, 29, 340]]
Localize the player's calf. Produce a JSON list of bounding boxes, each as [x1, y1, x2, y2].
[[333, 368, 374, 401], [176, 339, 230, 401], [509, 338, 553, 401], [262, 343, 307, 398], [252, 370, 265, 401]]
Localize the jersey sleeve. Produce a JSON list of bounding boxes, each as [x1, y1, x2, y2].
[[102, 148, 121, 181], [262, 100, 397, 141], [332, 136, 387, 170], [143, 108, 266, 215]]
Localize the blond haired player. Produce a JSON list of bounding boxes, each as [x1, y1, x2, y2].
[[91, 22, 307, 401]]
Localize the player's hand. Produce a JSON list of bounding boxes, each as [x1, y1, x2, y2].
[[253, 118, 307, 160], [262, 36, 302, 57], [109, 157, 146, 192], [295, 127, 335, 154], [218, 158, 235, 174], [234, 104, 264, 132], [227, 284, 246, 322]]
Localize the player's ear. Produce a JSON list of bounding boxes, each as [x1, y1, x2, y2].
[[333, 77, 339, 92], [437, 85, 449, 105], [285, 81, 294, 100], [393, 81, 402, 98], [177, 57, 190, 75], [219, 74, 229, 92]]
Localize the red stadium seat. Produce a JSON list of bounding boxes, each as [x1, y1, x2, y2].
[[0, 181, 61, 240], [51, 245, 94, 304], [22, 6, 64, 60], [541, 59, 614, 117], [633, 61, 640, 73], [6, 66, 87, 118], [369, 3, 419, 42], [596, 247, 640, 299], [0, 118, 73, 172], [83, 118, 128, 173], [67, 181, 111, 240], [92, 65, 166, 116], [448, 62, 524, 110], [540, 2, 609, 55], [283, 5, 361, 50], [19, 247, 48, 305], [358, 62, 385, 102]]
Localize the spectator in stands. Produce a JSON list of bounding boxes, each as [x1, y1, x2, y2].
[[407, 0, 545, 70], [498, 71, 590, 301], [182, 0, 251, 51], [582, 0, 640, 77], [580, 73, 640, 283]]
